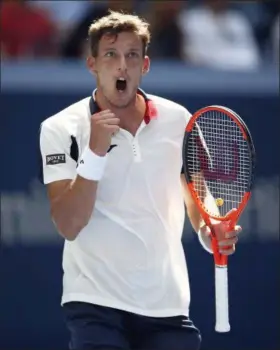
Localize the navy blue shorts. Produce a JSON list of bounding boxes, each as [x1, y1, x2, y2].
[[63, 302, 201, 350]]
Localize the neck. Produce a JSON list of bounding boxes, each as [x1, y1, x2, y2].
[[94, 89, 146, 122]]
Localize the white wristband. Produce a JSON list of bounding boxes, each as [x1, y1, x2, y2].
[[198, 229, 213, 254], [76, 147, 107, 181]]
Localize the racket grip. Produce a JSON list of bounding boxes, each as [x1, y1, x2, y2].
[[215, 265, 230, 333]]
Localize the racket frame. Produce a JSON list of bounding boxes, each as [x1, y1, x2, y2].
[[182, 105, 256, 333]]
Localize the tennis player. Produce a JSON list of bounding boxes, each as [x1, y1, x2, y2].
[[39, 11, 241, 350]]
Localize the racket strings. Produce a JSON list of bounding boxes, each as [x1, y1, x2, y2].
[[187, 111, 251, 217]]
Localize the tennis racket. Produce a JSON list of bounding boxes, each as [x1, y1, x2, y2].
[[182, 105, 256, 333]]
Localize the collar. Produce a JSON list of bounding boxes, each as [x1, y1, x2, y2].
[[89, 88, 158, 125]]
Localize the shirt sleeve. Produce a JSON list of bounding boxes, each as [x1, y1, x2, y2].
[[39, 120, 77, 184]]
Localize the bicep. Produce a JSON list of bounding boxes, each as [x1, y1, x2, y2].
[[47, 179, 72, 205]]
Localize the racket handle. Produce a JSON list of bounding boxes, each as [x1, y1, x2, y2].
[[215, 265, 231, 333]]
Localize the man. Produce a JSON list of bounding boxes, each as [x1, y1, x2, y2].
[[39, 11, 241, 350]]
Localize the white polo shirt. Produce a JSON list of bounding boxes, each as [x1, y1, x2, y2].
[[39, 89, 192, 317]]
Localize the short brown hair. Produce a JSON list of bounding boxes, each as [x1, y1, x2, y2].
[[88, 10, 150, 57]]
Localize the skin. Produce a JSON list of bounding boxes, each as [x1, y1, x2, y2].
[[47, 30, 241, 253], [87, 31, 150, 135]]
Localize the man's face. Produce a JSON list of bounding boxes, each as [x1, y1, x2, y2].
[[88, 31, 150, 108]]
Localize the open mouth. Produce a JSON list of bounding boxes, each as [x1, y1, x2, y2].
[[116, 78, 127, 92]]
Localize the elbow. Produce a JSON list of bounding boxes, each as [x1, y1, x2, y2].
[[52, 215, 89, 242], [57, 221, 87, 241], [61, 229, 79, 241]]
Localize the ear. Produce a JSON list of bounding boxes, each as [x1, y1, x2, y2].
[[87, 56, 97, 76], [142, 56, 150, 75]]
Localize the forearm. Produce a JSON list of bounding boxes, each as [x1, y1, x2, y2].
[[51, 176, 98, 240], [182, 186, 212, 253], [181, 175, 203, 232], [187, 189, 220, 228], [181, 174, 221, 253], [181, 174, 219, 228]]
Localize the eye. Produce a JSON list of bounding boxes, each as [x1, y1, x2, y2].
[[105, 51, 115, 57], [128, 51, 139, 58]]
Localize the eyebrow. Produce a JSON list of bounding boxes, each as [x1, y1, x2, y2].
[[102, 47, 117, 51], [102, 47, 141, 52]]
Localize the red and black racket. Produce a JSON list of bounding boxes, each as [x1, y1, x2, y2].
[[182, 105, 256, 332]]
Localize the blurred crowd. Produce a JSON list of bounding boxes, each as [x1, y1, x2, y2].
[[1, 0, 279, 70]]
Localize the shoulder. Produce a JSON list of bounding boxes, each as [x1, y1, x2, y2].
[[148, 94, 192, 122], [41, 97, 90, 135]]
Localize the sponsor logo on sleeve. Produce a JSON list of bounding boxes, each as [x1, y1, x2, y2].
[[46, 154, 66, 165]]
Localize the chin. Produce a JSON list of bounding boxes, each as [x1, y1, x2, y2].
[[109, 92, 135, 109]]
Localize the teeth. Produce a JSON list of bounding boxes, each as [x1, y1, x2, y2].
[[118, 77, 125, 81]]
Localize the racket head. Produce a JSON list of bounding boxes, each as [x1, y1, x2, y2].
[[183, 105, 256, 224]]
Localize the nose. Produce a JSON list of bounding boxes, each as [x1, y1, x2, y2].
[[118, 55, 127, 73]]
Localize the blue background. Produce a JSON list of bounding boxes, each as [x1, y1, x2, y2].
[[1, 61, 279, 350]]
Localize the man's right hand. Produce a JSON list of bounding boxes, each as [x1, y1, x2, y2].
[[89, 110, 120, 156]]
